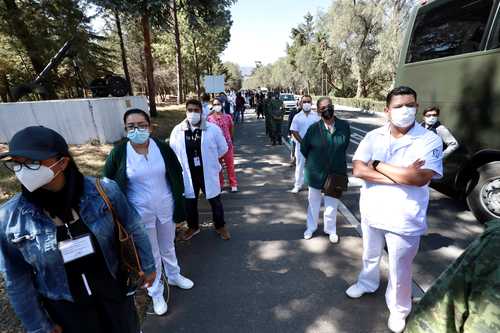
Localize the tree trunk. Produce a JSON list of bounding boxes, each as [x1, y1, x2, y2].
[[172, 0, 184, 104], [0, 71, 12, 102], [192, 37, 201, 98], [141, 12, 157, 117], [3, 0, 58, 100], [115, 10, 133, 96]]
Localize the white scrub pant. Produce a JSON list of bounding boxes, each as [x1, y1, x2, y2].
[[306, 187, 339, 235], [145, 219, 181, 298], [294, 145, 305, 189], [357, 222, 420, 319]]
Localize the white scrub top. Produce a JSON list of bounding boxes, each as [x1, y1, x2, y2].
[[290, 111, 320, 140], [353, 123, 443, 236], [126, 140, 173, 228]]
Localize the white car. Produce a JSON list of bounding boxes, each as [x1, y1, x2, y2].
[[279, 93, 297, 114]]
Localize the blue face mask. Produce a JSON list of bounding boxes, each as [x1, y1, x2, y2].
[[127, 128, 150, 144]]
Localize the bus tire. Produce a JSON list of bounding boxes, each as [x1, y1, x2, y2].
[[466, 161, 500, 223]]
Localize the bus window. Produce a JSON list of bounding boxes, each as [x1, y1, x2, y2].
[[487, 8, 500, 50], [406, 0, 495, 63]]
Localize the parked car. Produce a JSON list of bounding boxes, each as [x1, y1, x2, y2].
[[279, 93, 297, 114]]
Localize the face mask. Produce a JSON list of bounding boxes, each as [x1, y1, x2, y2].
[[424, 115, 438, 126], [302, 103, 312, 112], [321, 105, 334, 120], [212, 105, 222, 113], [15, 159, 62, 192], [187, 112, 201, 126], [127, 128, 150, 144], [390, 106, 416, 128]]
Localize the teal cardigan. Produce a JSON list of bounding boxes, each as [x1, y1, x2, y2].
[[103, 137, 186, 223], [301, 118, 351, 190]]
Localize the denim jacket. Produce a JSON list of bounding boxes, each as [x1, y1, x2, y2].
[[0, 177, 155, 333]]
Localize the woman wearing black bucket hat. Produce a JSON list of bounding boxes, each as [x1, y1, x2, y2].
[[0, 126, 155, 333]]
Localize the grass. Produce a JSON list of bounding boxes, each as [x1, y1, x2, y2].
[[0, 104, 186, 331]]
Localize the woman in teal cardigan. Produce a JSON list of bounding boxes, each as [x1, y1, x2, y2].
[[103, 109, 193, 316], [301, 97, 351, 243]]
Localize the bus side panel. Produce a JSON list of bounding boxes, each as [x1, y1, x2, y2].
[[396, 49, 500, 192]]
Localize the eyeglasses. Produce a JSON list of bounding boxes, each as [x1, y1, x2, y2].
[[125, 123, 149, 131], [187, 108, 201, 113], [3, 160, 41, 172]]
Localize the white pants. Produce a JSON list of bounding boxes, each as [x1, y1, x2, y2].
[[306, 187, 339, 234], [294, 145, 305, 189], [357, 222, 420, 319], [145, 219, 181, 298]]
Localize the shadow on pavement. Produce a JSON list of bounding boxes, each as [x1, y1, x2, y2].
[[142, 111, 391, 333]]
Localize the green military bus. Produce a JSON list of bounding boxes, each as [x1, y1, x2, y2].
[[396, 0, 500, 223]]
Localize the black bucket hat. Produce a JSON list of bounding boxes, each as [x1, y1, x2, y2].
[[0, 126, 69, 161]]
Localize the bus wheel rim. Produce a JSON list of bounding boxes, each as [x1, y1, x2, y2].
[[480, 178, 500, 219]]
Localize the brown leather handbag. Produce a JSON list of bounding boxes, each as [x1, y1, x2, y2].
[[95, 178, 144, 295], [320, 123, 348, 198], [323, 173, 348, 198]]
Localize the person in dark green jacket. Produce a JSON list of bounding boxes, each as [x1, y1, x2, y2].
[[266, 93, 285, 145], [103, 109, 193, 316], [301, 97, 350, 243]]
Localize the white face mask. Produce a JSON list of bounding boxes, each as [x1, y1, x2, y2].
[[424, 115, 438, 126], [390, 106, 417, 128], [186, 112, 201, 126], [15, 159, 62, 192], [212, 105, 222, 113], [302, 103, 312, 112]]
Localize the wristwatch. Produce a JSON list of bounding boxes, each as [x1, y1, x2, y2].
[[372, 160, 381, 170]]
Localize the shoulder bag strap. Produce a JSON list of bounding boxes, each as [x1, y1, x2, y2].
[[95, 178, 130, 242]]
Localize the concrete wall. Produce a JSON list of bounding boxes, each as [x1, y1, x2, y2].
[[0, 96, 149, 144]]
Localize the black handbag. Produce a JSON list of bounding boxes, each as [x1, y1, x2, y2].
[[95, 178, 145, 295], [320, 123, 348, 198]]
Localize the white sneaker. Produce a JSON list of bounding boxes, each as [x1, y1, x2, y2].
[[290, 187, 301, 193], [387, 314, 406, 333], [303, 230, 314, 240], [152, 295, 168, 315], [168, 275, 194, 290], [231, 186, 238, 192], [345, 284, 368, 298], [329, 234, 339, 243]]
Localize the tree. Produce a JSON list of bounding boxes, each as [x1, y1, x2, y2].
[[171, 0, 235, 102], [222, 62, 242, 91], [244, 1, 419, 99], [93, 0, 172, 116], [114, 9, 133, 95], [0, 0, 117, 101], [327, 0, 385, 98]]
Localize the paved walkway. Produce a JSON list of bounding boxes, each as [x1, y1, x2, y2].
[[143, 111, 391, 333]]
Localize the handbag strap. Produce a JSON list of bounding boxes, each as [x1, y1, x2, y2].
[[95, 178, 130, 242]]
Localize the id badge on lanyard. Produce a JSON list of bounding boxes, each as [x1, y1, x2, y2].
[[194, 156, 201, 167], [58, 234, 95, 263]]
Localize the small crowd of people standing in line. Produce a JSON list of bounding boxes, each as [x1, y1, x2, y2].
[[0, 84, 482, 333], [0, 94, 241, 333]]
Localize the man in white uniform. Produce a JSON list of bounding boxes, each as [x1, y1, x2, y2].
[[346, 86, 443, 333], [289, 95, 320, 193]]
